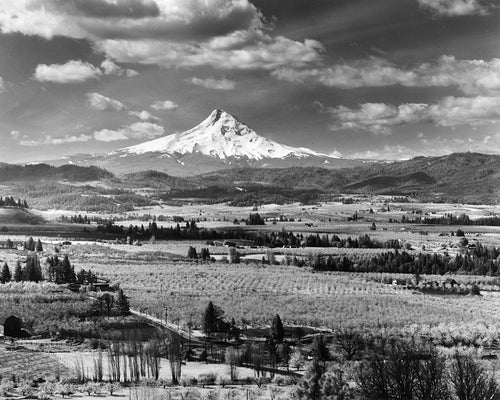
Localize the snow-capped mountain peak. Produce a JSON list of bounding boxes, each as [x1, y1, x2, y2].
[[122, 109, 329, 161]]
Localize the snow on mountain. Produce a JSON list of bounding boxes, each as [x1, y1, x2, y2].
[[121, 109, 329, 160]]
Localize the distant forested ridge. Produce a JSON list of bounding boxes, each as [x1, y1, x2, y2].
[[0, 163, 113, 182]]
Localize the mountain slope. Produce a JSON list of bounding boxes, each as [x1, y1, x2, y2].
[[191, 152, 500, 204], [0, 163, 114, 182], [57, 109, 358, 175], [122, 109, 328, 160]]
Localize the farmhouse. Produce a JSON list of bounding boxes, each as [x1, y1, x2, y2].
[[0, 314, 23, 337]]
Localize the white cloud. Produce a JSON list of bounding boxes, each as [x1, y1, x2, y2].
[[86, 92, 126, 111], [327, 95, 500, 134], [417, 0, 488, 16], [13, 132, 93, 146], [427, 95, 500, 127], [34, 60, 102, 83], [0, 1, 323, 73], [351, 145, 421, 160], [274, 56, 500, 95], [151, 100, 179, 111], [273, 58, 418, 89], [93, 122, 164, 142], [330, 103, 429, 135], [351, 134, 500, 160], [129, 110, 161, 122], [0, 0, 262, 41], [188, 76, 236, 90], [0, 77, 5, 92], [100, 32, 323, 71], [101, 58, 138, 77]]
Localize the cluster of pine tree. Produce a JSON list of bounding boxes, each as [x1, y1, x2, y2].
[[186, 246, 211, 261], [23, 237, 43, 251], [309, 247, 500, 276], [76, 269, 98, 285], [401, 212, 500, 226], [45, 254, 76, 283], [98, 220, 401, 251], [0, 256, 44, 283], [61, 214, 92, 224], [0, 196, 29, 208]]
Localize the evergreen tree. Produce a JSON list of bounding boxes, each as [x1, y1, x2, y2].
[[311, 335, 331, 366], [24, 255, 42, 282], [61, 254, 76, 283], [203, 301, 222, 337], [14, 261, 23, 282], [187, 246, 198, 259], [0, 263, 11, 283], [271, 314, 285, 343], [35, 239, 43, 252], [24, 237, 35, 251], [114, 288, 130, 315]]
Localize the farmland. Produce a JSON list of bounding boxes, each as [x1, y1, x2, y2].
[[1, 197, 500, 399]]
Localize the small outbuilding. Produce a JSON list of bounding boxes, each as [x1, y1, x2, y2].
[[0, 314, 23, 337]]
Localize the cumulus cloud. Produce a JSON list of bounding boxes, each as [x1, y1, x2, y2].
[[86, 92, 126, 111], [274, 56, 500, 95], [151, 100, 179, 111], [101, 58, 138, 77], [273, 58, 418, 89], [327, 95, 500, 134], [330, 103, 429, 135], [0, 2, 323, 73], [100, 32, 323, 71], [427, 95, 500, 127], [93, 122, 164, 142], [0, 0, 262, 41], [417, 0, 488, 16], [12, 132, 93, 146], [34, 60, 102, 83], [188, 76, 236, 90], [129, 110, 161, 122]]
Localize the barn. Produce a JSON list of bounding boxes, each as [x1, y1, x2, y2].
[[0, 314, 23, 337]]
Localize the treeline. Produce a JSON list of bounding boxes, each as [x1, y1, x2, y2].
[[401, 212, 500, 226], [97, 220, 400, 250], [309, 246, 500, 276], [0, 196, 29, 208]]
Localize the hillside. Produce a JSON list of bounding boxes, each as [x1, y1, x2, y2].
[[2, 152, 499, 208], [189, 153, 500, 204], [0, 208, 45, 224], [345, 152, 500, 203], [0, 164, 114, 182]]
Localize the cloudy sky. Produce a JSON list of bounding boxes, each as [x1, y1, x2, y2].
[[0, 0, 499, 162]]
